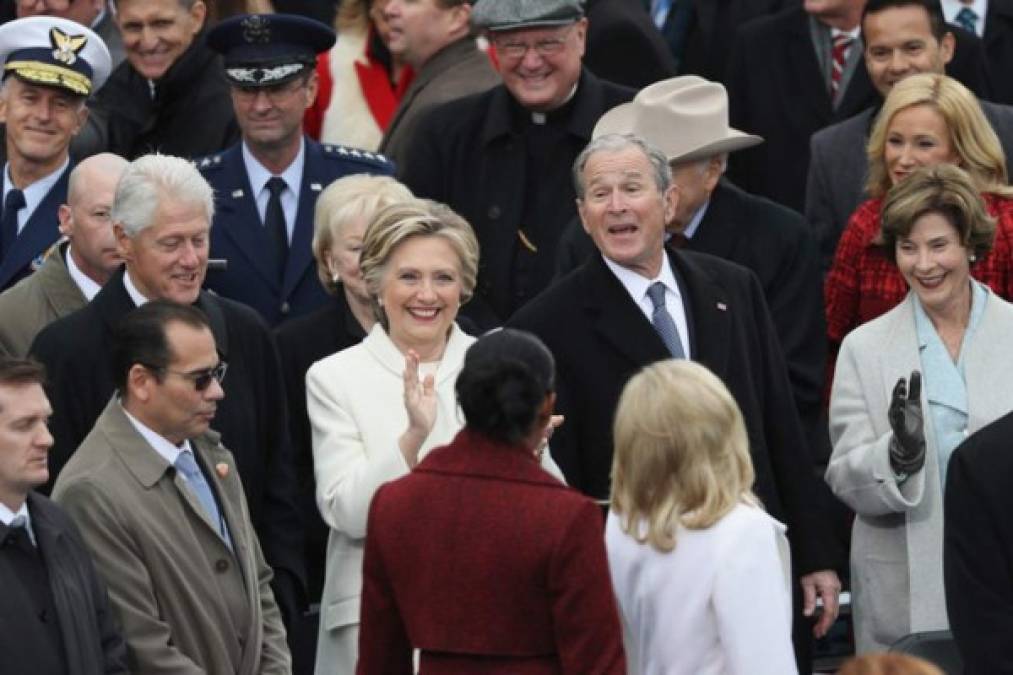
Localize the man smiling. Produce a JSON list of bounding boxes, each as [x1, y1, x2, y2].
[[29, 154, 307, 654], [398, 0, 633, 327], [0, 16, 111, 291], [90, 0, 238, 159]]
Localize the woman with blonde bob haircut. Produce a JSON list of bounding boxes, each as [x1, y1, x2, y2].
[[307, 198, 562, 672], [606, 359, 797, 675], [825, 73, 1013, 395]]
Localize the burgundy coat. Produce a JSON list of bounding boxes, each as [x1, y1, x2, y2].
[[357, 428, 626, 675]]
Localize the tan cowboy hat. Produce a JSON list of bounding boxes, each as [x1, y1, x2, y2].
[[594, 75, 763, 164]]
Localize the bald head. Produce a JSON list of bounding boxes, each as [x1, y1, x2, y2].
[[60, 153, 130, 287]]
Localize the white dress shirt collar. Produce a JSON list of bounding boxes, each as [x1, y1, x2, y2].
[[122, 403, 193, 467], [0, 500, 36, 545], [122, 267, 151, 307], [65, 245, 103, 301], [242, 139, 305, 240], [682, 199, 711, 240]]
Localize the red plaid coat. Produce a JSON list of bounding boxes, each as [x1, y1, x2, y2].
[[824, 193, 1013, 396]]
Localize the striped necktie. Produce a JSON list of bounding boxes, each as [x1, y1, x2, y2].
[[955, 7, 978, 34], [830, 33, 854, 103]]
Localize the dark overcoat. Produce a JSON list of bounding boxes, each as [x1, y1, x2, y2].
[[944, 410, 1013, 673], [725, 5, 878, 211], [0, 491, 128, 675], [509, 248, 836, 577]]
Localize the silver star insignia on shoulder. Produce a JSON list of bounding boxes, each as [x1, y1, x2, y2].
[[232, 189, 244, 198], [213, 156, 221, 164], [200, 158, 211, 167], [311, 183, 322, 191]]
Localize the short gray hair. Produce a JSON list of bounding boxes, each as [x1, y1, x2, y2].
[[572, 133, 672, 198], [112, 154, 215, 236]]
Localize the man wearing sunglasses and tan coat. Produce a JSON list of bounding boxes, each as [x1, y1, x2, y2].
[[53, 299, 290, 673]]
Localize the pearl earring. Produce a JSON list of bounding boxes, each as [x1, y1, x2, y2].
[[331, 272, 341, 283], [969, 254, 977, 263]]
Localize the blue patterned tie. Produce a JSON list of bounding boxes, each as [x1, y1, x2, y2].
[[1, 188, 25, 262], [647, 282, 686, 358], [174, 451, 231, 549], [955, 7, 978, 33]]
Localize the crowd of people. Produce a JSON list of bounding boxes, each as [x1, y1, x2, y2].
[[2, 0, 1013, 674]]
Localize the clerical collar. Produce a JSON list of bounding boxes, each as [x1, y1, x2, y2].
[[528, 82, 580, 125]]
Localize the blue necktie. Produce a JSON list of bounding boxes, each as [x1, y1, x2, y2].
[[647, 282, 686, 358], [1, 188, 25, 262], [955, 7, 978, 34], [174, 451, 231, 549]]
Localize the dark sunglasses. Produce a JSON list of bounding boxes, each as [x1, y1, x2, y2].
[[144, 362, 228, 391]]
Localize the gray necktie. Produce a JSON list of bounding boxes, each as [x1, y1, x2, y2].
[[647, 281, 686, 358], [174, 451, 231, 548]]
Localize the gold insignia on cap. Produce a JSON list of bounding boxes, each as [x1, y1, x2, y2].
[[49, 27, 87, 66], [241, 15, 271, 44]]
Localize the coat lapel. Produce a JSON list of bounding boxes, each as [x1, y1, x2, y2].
[[671, 249, 732, 377], [214, 146, 280, 292], [582, 255, 670, 367], [39, 244, 87, 316], [0, 167, 70, 288]]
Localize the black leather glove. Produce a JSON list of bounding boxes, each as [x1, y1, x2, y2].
[[888, 370, 926, 475]]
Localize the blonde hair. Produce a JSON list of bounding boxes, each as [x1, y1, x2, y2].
[[866, 73, 1013, 199], [879, 163, 996, 261], [837, 653, 944, 675], [610, 360, 757, 553], [359, 198, 479, 326], [311, 175, 414, 294]]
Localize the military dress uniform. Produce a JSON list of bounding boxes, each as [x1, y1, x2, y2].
[[201, 13, 394, 326], [199, 141, 392, 325], [0, 16, 111, 291]]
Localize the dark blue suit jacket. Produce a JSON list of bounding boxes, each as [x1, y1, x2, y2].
[[199, 138, 393, 325], [0, 164, 70, 291]]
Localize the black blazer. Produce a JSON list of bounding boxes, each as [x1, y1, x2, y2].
[[556, 179, 826, 451], [28, 269, 306, 616], [944, 411, 1013, 673], [725, 5, 878, 211], [0, 492, 127, 675], [982, 0, 1013, 105], [510, 248, 836, 575], [275, 293, 367, 602]]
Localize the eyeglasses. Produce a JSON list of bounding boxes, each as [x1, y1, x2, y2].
[[232, 78, 306, 105], [492, 28, 574, 59], [145, 362, 228, 392]]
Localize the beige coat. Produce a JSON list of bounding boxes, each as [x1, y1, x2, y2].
[[0, 243, 85, 357], [53, 398, 291, 674], [827, 289, 1013, 652]]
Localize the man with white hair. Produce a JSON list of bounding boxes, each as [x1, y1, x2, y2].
[[0, 15, 111, 291], [557, 76, 826, 460], [0, 153, 127, 357], [29, 153, 307, 644]]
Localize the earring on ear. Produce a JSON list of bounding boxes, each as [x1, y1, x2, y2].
[[331, 272, 341, 284], [969, 253, 977, 263]]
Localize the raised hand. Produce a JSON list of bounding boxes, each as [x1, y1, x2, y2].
[[887, 370, 926, 475], [399, 349, 437, 468]]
